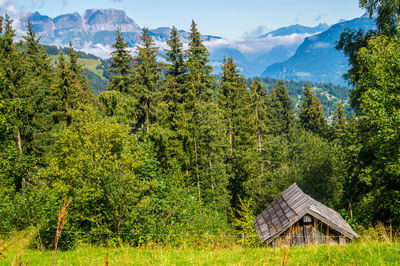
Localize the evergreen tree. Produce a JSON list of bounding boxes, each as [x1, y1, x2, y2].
[[164, 26, 185, 80], [219, 57, 256, 210], [51, 47, 92, 126], [108, 30, 133, 93], [269, 80, 294, 136], [332, 102, 348, 141], [132, 28, 161, 133], [162, 26, 186, 122], [250, 78, 267, 153], [299, 84, 328, 138], [68, 42, 89, 91], [185, 20, 214, 100], [24, 21, 52, 76], [158, 26, 187, 169], [20, 21, 55, 157]]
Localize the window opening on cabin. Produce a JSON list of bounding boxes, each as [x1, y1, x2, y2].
[[303, 214, 312, 224]]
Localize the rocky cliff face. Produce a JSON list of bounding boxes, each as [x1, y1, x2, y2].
[[83, 9, 141, 34], [22, 9, 142, 46], [20, 8, 220, 49]]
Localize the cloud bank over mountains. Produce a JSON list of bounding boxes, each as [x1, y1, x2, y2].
[[204, 33, 313, 55]]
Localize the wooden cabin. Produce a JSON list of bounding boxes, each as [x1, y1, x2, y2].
[[254, 183, 358, 247]]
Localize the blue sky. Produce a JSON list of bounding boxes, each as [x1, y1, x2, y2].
[[2, 0, 364, 38]]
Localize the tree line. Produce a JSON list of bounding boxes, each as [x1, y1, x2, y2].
[[1, 0, 399, 247]]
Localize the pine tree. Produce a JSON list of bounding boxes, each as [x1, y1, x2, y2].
[[299, 84, 328, 137], [269, 80, 294, 136], [219, 57, 256, 210], [67, 42, 91, 95], [51, 48, 92, 126], [24, 21, 52, 75], [185, 20, 214, 100], [132, 27, 161, 133], [0, 15, 25, 96], [108, 30, 133, 93], [162, 26, 186, 116], [250, 78, 267, 153], [158, 26, 187, 169], [332, 102, 348, 141], [164, 26, 185, 80], [21, 21, 55, 157]]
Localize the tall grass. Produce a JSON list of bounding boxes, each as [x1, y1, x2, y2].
[[53, 198, 71, 266], [0, 224, 398, 265]]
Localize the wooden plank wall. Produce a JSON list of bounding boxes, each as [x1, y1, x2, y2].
[[271, 217, 347, 247]]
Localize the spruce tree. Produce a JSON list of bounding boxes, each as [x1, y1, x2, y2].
[[158, 26, 187, 169], [332, 102, 348, 141], [185, 20, 213, 100], [219, 57, 256, 210], [164, 26, 185, 80], [21, 21, 54, 157], [299, 84, 328, 137], [132, 27, 161, 133], [108, 30, 133, 93], [51, 48, 92, 126], [67, 42, 91, 95], [269, 80, 294, 136], [249, 78, 269, 154]]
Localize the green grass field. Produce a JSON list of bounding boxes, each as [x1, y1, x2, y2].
[[1, 239, 399, 265], [49, 55, 105, 79]]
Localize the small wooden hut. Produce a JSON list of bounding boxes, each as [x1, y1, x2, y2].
[[254, 183, 358, 246]]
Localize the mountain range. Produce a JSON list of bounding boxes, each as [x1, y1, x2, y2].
[[262, 14, 376, 85], [16, 9, 376, 85]]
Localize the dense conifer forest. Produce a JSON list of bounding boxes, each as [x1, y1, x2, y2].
[[1, 0, 399, 249]]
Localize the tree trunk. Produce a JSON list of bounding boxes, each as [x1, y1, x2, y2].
[[209, 155, 214, 191], [229, 118, 233, 154], [17, 129, 22, 154], [255, 105, 262, 153], [194, 136, 201, 203]]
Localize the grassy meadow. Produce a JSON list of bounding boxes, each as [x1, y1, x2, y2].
[[49, 55, 105, 79], [1, 236, 399, 265]]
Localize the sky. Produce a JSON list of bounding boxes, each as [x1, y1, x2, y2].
[[1, 0, 365, 38]]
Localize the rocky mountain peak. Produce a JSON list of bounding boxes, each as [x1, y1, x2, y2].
[[83, 8, 140, 33]]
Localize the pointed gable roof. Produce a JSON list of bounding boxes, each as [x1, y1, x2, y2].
[[254, 183, 358, 244]]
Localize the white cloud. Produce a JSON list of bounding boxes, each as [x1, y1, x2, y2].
[[243, 25, 270, 38], [79, 42, 113, 58], [0, 0, 27, 38], [0, 0, 9, 7], [204, 33, 312, 55], [312, 41, 331, 49], [0, 0, 18, 15]]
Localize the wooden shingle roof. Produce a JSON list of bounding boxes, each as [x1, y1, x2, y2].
[[254, 183, 358, 244]]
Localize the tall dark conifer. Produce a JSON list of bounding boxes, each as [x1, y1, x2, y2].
[[51, 47, 92, 126], [164, 26, 185, 80], [133, 27, 161, 133], [108, 30, 133, 93], [21, 21, 54, 157], [269, 80, 294, 136], [158, 26, 187, 169], [219, 57, 255, 210], [299, 84, 328, 137], [250, 78, 268, 153], [185, 20, 213, 100], [67, 42, 91, 96]]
